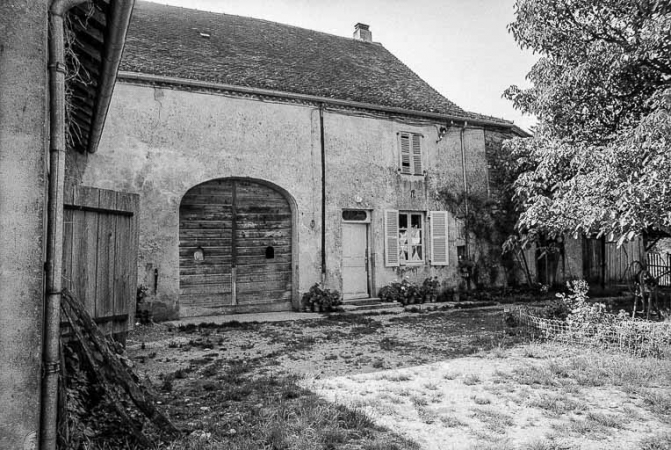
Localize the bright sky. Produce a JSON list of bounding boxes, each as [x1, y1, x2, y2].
[[144, 0, 539, 132]]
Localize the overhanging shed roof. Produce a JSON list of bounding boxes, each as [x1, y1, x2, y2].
[[65, 0, 134, 153]]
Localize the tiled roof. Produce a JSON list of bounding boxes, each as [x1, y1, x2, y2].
[[120, 1, 469, 116]]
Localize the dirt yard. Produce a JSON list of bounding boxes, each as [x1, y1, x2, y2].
[[126, 307, 671, 450]]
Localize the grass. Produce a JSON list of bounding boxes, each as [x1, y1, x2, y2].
[[155, 375, 420, 450], [470, 407, 515, 434], [88, 307, 671, 450], [639, 432, 671, 450], [527, 393, 587, 416], [440, 414, 466, 427], [471, 395, 492, 405], [463, 374, 481, 385]]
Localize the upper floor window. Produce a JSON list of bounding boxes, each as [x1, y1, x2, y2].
[[398, 132, 422, 175]]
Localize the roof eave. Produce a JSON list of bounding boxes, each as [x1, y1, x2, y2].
[[87, 0, 135, 153], [117, 71, 515, 129]]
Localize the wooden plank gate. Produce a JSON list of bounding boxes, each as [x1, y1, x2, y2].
[[61, 185, 140, 335], [179, 178, 292, 312], [583, 237, 645, 285]]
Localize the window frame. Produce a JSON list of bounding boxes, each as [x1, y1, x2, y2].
[[398, 131, 423, 176], [398, 211, 425, 265], [384, 209, 449, 267]]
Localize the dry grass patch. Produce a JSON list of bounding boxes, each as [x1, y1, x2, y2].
[[527, 393, 587, 416], [470, 406, 515, 434], [463, 374, 481, 385], [440, 414, 466, 427], [119, 309, 671, 450]]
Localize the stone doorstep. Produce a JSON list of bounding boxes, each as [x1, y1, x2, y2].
[[342, 297, 387, 306], [340, 301, 403, 313]]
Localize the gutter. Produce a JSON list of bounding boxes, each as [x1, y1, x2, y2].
[[41, 1, 134, 449], [87, 0, 135, 153], [117, 71, 515, 130]]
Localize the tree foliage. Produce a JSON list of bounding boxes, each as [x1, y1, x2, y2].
[[504, 0, 671, 246]]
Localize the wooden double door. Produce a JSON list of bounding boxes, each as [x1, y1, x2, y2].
[[179, 179, 292, 309]]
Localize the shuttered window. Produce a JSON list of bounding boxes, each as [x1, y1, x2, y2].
[[430, 211, 449, 265], [384, 210, 399, 267], [385, 210, 432, 266], [398, 132, 423, 175]]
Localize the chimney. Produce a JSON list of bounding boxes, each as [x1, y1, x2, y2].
[[353, 23, 372, 42]]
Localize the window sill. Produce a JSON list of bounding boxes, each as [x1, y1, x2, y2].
[[397, 172, 426, 178], [397, 168, 428, 177]]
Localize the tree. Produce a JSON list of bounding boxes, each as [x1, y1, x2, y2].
[[504, 0, 671, 246]]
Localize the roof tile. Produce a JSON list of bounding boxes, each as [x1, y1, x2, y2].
[[121, 1, 469, 116]]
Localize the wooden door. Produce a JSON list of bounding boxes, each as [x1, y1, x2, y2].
[[179, 179, 292, 310], [342, 223, 369, 300], [179, 180, 234, 306], [235, 180, 292, 306], [62, 185, 139, 335]]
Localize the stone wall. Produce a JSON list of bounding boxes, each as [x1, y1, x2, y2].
[[74, 81, 511, 317], [0, 2, 49, 448]]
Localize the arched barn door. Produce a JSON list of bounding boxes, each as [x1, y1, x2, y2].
[[179, 179, 293, 311]]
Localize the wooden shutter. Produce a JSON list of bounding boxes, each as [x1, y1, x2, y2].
[[399, 133, 411, 174], [384, 210, 400, 267], [411, 133, 422, 175], [430, 211, 449, 265]]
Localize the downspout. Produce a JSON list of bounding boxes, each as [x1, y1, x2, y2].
[[459, 122, 469, 258], [40, 1, 92, 449], [319, 104, 327, 282]]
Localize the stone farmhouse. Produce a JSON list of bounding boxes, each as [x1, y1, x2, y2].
[[67, 1, 530, 319]]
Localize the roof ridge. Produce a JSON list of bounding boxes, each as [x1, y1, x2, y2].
[[124, 1, 477, 118], [138, 0, 380, 46]]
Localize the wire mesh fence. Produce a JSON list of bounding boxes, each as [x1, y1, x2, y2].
[[507, 306, 671, 359]]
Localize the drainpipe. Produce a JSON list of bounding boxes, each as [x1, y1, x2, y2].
[[459, 122, 469, 258], [319, 104, 327, 282], [40, 1, 90, 449]]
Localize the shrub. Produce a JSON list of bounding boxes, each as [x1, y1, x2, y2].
[[378, 277, 440, 305], [420, 277, 440, 302], [398, 279, 422, 305], [378, 283, 402, 303], [301, 283, 342, 312]]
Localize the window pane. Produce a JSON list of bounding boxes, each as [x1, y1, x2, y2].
[[399, 213, 424, 263]]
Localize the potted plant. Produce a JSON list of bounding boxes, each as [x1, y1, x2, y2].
[[379, 283, 401, 303], [421, 277, 440, 303], [458, 258, 475, 279], [301, 283, 342, 312]]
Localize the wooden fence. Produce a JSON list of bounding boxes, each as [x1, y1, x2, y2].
[[583, 237, 645, 285], [61, 185, 139, 335]]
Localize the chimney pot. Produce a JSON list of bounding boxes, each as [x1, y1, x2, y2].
[[353, 23, 372, 42]]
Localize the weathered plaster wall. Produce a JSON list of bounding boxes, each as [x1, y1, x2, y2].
[[0, 1, 48, 448], [323, 112, 486, 294], [73, 83, 323, 319], [72, 82, 503, 317]]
